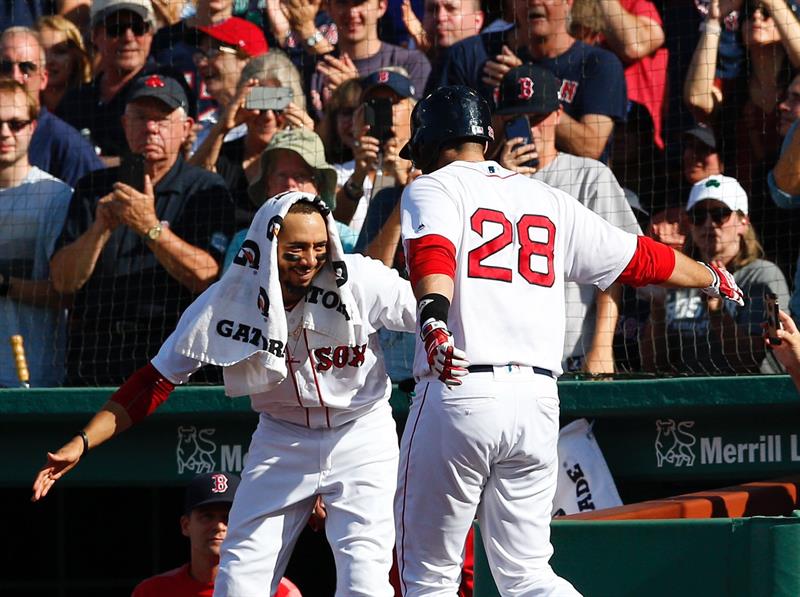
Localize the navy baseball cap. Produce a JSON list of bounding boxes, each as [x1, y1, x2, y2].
[[684, 124, 717, 150], [496, 63, 561, 116], [127, 73, 189, 111], [184, 472, 240, 514], [362, 69, 415, 99]]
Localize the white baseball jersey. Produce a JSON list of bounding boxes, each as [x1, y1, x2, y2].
[[401, 160, 637, 377], [152, 253, 416, 428]]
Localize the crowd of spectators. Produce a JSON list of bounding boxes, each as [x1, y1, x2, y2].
[[2, 0, 800, 387]]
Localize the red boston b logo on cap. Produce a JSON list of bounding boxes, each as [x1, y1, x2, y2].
[[517, 77, 534, 100], [211, 473, 229, 493], [378, 70, 389, 83], [145, 75, 165, 88]]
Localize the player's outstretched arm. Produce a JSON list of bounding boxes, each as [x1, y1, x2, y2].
[[32, 363, 176, 502], [32, 401, 133, 502], [617, 236, 744, 306]]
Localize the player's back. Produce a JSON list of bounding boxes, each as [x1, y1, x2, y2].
[[402, 160, 636, 375]]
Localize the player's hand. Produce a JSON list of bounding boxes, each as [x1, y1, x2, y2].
[[308, 494, 327, 532], [482, 45, 522, 88], [499, 137, 538, 175], [699, 261, 745, 307], [31, 437, 84, 502], [420, 318, 470, 387]]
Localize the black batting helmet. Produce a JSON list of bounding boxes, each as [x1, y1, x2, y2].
[[400, 85, 494, 173]]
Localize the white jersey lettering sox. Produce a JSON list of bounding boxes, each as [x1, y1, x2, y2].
[[401, 160, 637, 378]]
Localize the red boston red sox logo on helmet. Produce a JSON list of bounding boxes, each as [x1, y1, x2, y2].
[[378, 70, 389, 83], [211, 473, 229, 493], [518, 77, 534, 100], [145, 74, 165, 88]]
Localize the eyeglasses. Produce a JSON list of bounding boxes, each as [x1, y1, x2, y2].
[[105, 20, 150, 38], [0, 59, 39, 78], [193, 45, 239, 63], [0, 119, 32, 133], [688, 206, 733, 226]]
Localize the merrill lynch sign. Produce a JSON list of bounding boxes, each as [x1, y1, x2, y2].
[[655, 419, 797, 468], [176, 426, 247, 475]]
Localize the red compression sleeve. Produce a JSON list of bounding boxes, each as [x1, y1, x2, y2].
[[109, 363, 175, 424], [617, 235, 676, 287], [406, 234, 457, 287]]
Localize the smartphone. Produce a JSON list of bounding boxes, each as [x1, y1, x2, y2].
[[245, 86, 292, 112], [364, 97, 394, 144], [504, 116, 539, 168], [118, 152, 145, 192], [765, 292, 783, 346]]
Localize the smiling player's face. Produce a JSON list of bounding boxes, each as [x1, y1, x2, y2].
[[277, 210, 328, 306]]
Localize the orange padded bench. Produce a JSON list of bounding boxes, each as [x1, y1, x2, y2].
[[564, 476, 800, 520]]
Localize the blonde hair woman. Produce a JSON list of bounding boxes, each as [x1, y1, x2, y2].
[[35, 15, 92, 112], [641, 175, 790, 375]]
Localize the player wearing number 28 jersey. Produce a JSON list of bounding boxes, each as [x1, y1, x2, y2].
[[394, 86, 745, 596]]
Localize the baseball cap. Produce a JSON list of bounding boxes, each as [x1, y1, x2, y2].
[[197, 17, 269, 57], [184, 472, 240, 515], [686, 175, 748, 214], [361, 69, 415, 99], [90, 0, 156, 29], [495, 63, 561, 116], [684, 124, 717, 150], [127, 73, 189, 111], [248, 128, 338, 208]]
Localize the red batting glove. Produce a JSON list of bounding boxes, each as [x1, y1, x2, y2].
[[700, 261, 745, 307], [420, 318, 470, 387]]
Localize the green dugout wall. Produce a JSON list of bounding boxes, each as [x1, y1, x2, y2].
[[3, 375, 800, 595]]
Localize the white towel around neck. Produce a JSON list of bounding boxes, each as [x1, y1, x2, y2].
[[171, 191, 360, 397]]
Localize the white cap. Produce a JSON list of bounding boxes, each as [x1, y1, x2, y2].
[[686, 175, 748, 214], [91, 0, 155, 28]]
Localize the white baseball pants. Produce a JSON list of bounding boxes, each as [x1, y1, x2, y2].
[[214, 402, 398, 597], [395, 368, 581, 596]]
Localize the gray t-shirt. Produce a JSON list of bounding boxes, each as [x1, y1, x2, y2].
[[663, 259, 790, 374], [0, 167, 72, 386], [533, 153, 641, 367]]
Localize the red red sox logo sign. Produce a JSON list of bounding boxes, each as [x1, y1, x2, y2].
[[517, 76, 534, 100], [378, 70, 390, 83], [211, 473, 229, 493]]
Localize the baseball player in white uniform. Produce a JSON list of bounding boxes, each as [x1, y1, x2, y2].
[[394, 86, 745, 596], [33, 194, 416, 597]]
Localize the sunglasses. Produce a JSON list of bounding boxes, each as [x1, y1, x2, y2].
[[105, 20, 150, 38], [0, 59, 38, 77], [0, 119, 32, 133], [688, 206, 733, 226]]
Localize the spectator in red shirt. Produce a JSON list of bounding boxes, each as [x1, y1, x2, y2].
[[132, 472, 302, 597]]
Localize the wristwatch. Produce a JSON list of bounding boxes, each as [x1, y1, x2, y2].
[[343, 177, 364, 201], [305, 29, 324, 48], [144, 220, 169, 243]]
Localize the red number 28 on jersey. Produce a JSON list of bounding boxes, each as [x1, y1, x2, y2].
[[467, 208, 556, 286]]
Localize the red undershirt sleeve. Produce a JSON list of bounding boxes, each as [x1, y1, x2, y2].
[[617, 235, 676, 287], [109, 363, 175, 424], [406, 234, 457, 287]]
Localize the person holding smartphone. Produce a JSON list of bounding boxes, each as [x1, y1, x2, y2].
[[642, 175, 791, 375], [496, 64, 642, 375], [334, 68, 415, 240]]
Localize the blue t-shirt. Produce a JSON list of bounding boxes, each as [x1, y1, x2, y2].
[[439, 34, 626, 123], [0, 167, 71, 387], [30, 108, 104, 188]]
